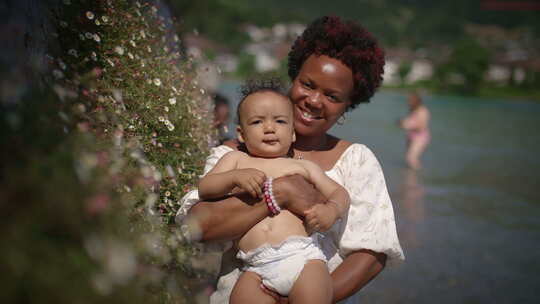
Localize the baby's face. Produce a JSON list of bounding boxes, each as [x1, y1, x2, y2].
[[237, 91, 295, 158]]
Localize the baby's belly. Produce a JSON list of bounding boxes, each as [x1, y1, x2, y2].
[[238, 210, 308, 252]]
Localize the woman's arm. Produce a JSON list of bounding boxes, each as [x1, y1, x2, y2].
[[331, 250, 387, 302], [187, 174, 327, 242]]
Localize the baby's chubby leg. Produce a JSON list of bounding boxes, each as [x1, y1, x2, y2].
[[230, 271, 276, 304], [289, 259, 332, 304]]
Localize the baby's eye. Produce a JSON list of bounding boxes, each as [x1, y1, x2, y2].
[[250, 120, 262, 125], [276, 119, 288, 124]]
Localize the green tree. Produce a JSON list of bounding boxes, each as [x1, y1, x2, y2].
[[437, 37, 491, 94], [398, 61, 412, 85]]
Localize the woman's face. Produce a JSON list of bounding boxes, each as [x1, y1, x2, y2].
[[289, 55, 354, 137]]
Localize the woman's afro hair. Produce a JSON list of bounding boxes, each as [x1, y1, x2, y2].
[[288, 16, 385, 110]]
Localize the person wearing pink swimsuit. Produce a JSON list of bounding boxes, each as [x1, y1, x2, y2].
[[400, 92, 431, 170]]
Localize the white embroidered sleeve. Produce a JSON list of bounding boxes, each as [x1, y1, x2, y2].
[[337, 144, 405, 265]]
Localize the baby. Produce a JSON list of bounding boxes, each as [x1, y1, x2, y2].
[[198, 79, 350, 304]]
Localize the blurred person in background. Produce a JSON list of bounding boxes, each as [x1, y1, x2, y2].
[[399, 92, 431, 170], [213, 93, 232, 146]]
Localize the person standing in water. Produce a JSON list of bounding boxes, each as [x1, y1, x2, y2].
[[399, 92, 431, 170]]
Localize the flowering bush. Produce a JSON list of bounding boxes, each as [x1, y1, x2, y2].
[[49, 0, 214, 222], [0, 0, 217, 302]]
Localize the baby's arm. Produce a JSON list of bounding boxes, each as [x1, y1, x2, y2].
[[299, 160, 349, 232], [198, 151, 266, 200]]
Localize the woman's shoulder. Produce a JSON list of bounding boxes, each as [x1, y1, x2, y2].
[[329, 136, 377, 167], [328, 136, 369, 158]]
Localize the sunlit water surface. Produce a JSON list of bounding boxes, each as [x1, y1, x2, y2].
[[219, 83, 540, 304]]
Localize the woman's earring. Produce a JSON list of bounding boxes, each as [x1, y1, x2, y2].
[[337, 114, 346, 125]]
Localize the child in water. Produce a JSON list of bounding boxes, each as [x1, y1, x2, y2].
[[198, 79, 350, 304]]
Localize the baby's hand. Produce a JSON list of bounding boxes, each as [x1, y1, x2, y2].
[[232, 168, 266, 198], [304, 203, 338, 232]]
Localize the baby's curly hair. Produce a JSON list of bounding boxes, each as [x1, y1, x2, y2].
[[236, 77, 289, 123], [288, 16, 385, 110]]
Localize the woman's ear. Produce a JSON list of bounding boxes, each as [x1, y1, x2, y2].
[[236, 125, 245, 143]]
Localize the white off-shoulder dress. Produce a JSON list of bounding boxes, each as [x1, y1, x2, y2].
[[176, 144, 405, 304]]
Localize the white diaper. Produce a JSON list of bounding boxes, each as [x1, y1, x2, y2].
[[236, 235, 326, 296]]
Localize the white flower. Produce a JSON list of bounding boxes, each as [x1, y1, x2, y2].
[[68, 49, 78, 57], [86, 11, 94, 20], [95, 20, 101, 26], [91, 52, 97, 61], [168, 98, 176, 105], [153, 78, 161, 86], [147, 46, 152, 53], [146, 79, 152, 84], [93, 34, 101, 43], [167, 123, 175, 131], [174, 34, 179, 42], [114, 46, 124, 55], [163, 46, 169, 53], [164, 106, 169, 112], [141, 60, 145, 67], [59, 61, 67, 70], [171, 86, 178, 93], [140, 30, 146, 39], [158, 116, 165, 122], [101, 16, 109, 23], [53, 69, 64, 79], [200, 88, 205, 94], [106, 59, 115, 67], [130, 40, 136, 47], [165, 191, 171, 197], [85, 32, 93, 39], [127, 52, 134, 59]]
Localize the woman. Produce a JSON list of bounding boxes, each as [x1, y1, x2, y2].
[[177, 16, 404, 303], [399, 92, 431, 170]]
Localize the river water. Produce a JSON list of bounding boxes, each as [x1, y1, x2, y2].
[[218, 84, 540, 303]]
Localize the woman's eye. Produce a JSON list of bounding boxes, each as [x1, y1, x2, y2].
[[302, 81, 314, 89], [327, 94, 340, 102]]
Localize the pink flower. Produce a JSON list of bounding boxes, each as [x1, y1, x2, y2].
[[86, 193, 110, 215]]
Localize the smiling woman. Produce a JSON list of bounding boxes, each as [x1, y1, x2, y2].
[[290, 55, 354, 143], [178, 16, 404, 304]]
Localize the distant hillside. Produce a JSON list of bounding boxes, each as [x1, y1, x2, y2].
[[168, 0, 540, 49]]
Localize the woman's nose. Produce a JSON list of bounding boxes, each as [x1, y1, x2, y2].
[[306, 92, 323, 109]]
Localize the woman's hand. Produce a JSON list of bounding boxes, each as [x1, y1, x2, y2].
[[272, 174, 326, 217]]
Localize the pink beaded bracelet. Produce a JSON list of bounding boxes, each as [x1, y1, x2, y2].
[[263, 177, 281, 216]]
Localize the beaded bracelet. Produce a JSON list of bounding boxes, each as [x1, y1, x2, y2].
[[263, 177, 281, 216]]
